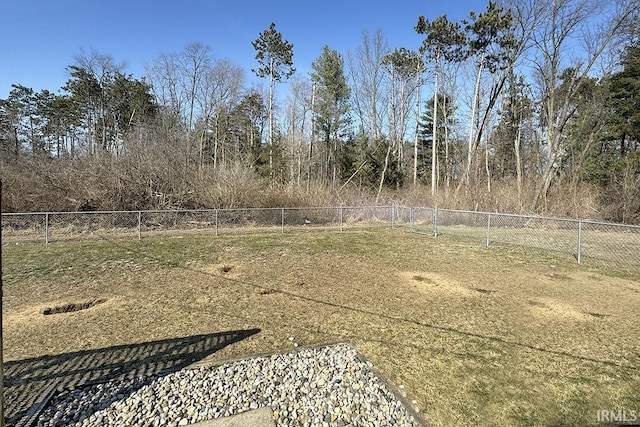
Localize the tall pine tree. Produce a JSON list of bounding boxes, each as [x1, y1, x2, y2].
[[310, 46, 351, 186], [252, 23, 295, 178]]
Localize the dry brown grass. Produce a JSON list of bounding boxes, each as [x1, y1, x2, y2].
[[2, 230, 639, 426]]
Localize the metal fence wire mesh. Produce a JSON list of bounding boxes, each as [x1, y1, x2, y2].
[[579, 220, 640, 267], [2, 206, 639, 270], [391, 206, 639, 269]]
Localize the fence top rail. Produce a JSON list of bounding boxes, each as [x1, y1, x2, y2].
[[1, 210, 138, 216], [395, 206, 640, 229], [0, 206, 395, 217], [142, 206, 392, 214], [483, 211, 640, 229], [0, 211, 45, 217]]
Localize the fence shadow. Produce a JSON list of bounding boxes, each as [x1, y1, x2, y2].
[[3, 328, 261, 427]]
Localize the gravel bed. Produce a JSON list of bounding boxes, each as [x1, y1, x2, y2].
[[36, 343, 423, 427]]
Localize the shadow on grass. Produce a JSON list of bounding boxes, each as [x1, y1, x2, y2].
[[4, 328, 260, 427]]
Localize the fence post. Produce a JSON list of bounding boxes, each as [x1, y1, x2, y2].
[[340, 205, 344, 232], [281, 208, 285, 234], [433, 207, 438, 237], [215, 209, 219, 237], [486, 213, 491, 247], [391, 204, 395, 229], [577, 220, 582, 264], [45, 212, 50, 244], [409, 207, 414, 232], [137, 211, 142, 240]]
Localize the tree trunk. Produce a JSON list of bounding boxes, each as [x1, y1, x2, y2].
[[457, 57, 485, 193], [443, 95, 451, 189], [398, 83, 406, 174], [332, 138, 338, 186], [269, 57, 275, 180], [13, 126, 19, 161], [289, 105, 296, 183], [413, 74, 421, 185], [431, 55, 439, 196], [514, 115, 523, 205], [298, 102, 307, 185], [307, 83, 316, 191], [467, 59, 484, 186], [376, 143, 392, 203], [485, 143, 491, 193]]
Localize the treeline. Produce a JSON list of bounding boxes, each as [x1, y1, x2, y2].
[[1, 0, 639, 223]]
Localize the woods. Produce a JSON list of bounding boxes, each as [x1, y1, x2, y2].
[[1, 0, 639, 223]]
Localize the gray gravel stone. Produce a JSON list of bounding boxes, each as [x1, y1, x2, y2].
[[36, 344, 421, 427]]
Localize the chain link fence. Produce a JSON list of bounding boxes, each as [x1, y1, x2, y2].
[[2, 206, 639, 270], [393, 206, 640, 270], [0, 206, 392, 244]]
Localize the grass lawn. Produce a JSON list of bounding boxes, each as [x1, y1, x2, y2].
[[2, 229, 640, 426]]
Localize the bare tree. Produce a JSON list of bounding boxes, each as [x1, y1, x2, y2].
[[457, 2, 519, 191], [347, 29, 389, 143], [380, 48, 422, 200], [145, 43, 215, 180], [145, 52, 186, 127], [439, 60, 464, 189], [70, 49, 125, 154], [284, 77, 312, 184], [526, 0, 638, 210], [416, 14, 466, 194], [198, 58, 245, 169], [179, 43, 213, 133]]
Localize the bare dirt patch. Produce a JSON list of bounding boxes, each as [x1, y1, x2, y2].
[[197, 263, 242, 279], [6, 295, 122, 328], [399, 271, 476, 297], [527, 298, 593, 321], [583, 311, 609, 318], [471, 287, 497, 294], [43, 298, 107, 315], [218, 264, 234, 274]]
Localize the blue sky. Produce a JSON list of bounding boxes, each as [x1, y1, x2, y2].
[[1, 0, 489, 99]]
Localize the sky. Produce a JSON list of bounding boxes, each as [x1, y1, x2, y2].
[[0, 0, 489, 100]]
